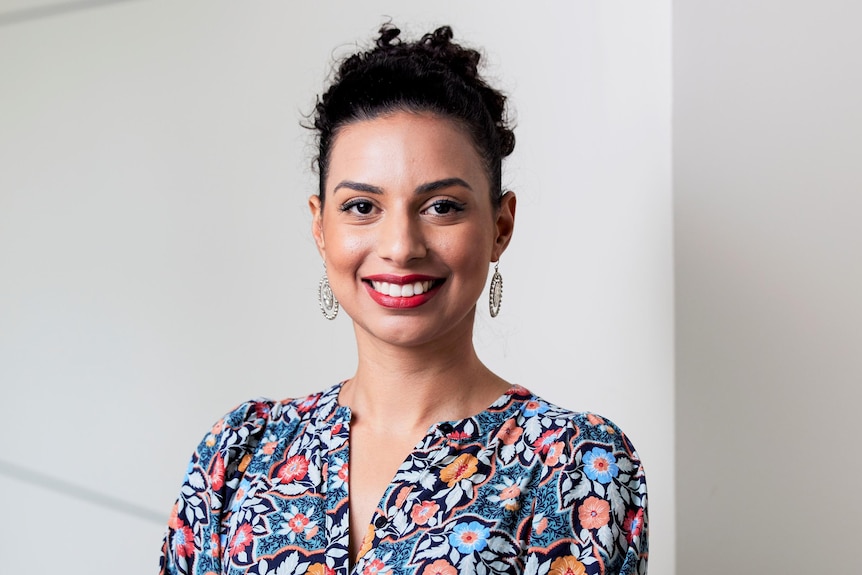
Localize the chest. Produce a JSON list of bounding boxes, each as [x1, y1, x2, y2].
[[220, 417, 536, 575]]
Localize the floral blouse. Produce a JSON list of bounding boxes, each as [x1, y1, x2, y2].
[[160, 384, 648, 575]]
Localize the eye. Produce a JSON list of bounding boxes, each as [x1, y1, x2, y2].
[[340, 199, 375, 215], [424, 199, 465, 216]]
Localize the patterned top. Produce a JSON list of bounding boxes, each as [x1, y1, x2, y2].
[[160, 384, 648, 575]]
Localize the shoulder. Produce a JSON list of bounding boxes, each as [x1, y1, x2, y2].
[[192, 384, 342, 470], [498, 387, 643, 466]]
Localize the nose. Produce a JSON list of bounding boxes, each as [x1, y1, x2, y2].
[[376, 210, 427, 265]]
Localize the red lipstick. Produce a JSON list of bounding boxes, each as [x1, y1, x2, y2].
[[363, 275, 444, 309]]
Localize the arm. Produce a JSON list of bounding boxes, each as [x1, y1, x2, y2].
[[159, 400, 273, 575]]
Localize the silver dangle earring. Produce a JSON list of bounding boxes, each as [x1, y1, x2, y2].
[[318, 267, 338, 320], [489, 262, 503, 318]]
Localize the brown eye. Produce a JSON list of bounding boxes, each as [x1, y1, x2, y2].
[[425, 200, 465, 216], [340, 200, 375, 215]]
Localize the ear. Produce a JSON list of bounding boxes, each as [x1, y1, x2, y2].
[[491, 191, 516, 262], [309, 195, 326, 258]]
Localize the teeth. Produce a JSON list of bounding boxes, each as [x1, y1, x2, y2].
[[371, 280, 433, 297]]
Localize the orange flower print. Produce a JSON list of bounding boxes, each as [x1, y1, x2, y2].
[[578, 496, 610, 529], [356, 524, 374, 560], [338, 462, 349, 482], [306, 564, 327, 575], [586, 413, 605, 426], [395, 485, 413, 508], [497, 419, 523, 445], [546, 441, 565, 466], [421, 559, 457, 575], [534, 516, 548, 535], [548, 556, 586, 575], [439, 453, 479, 487], [238, 453, 252, 473], [278, 455, 309, 483], [499, 485, 520, 500], [261, 441, 278, 455], [410, 501, 440, 525]]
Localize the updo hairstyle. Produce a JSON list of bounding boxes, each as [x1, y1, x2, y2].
[[311, 24, 515, 206]]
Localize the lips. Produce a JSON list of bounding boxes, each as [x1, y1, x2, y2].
[[363, 274, 444, 308]]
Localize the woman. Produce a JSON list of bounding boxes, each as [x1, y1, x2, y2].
[[161, 24, 647, 575]]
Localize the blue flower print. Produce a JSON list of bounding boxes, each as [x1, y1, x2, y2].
[[582, 447, 619, 484], [521, 400, 548, 417], [448, 521, 490, 553]]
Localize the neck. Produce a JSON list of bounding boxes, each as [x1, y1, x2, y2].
[[339, 323, 509, 436]]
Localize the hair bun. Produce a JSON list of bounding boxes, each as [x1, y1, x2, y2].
[[376, 23, 402, 48]]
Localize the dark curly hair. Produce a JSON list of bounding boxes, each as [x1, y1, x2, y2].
[[311, 24, 515, 206]]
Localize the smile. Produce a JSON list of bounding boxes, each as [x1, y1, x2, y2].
[[363, 275, 444, 308], [370, 280, 434, 298]]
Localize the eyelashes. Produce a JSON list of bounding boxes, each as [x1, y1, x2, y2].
[[424, 199, 465, 215], [337, 198, 467, 217], [339, 199, 374, 215]]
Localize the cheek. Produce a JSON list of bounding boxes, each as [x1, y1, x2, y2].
[[323, 225, 368, 267]]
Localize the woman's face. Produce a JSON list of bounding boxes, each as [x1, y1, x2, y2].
[[309, 111, 515, 349]]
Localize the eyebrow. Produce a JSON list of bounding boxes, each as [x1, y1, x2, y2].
[[332, 177, 473, 196]]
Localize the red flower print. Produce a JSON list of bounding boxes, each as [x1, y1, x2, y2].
[[410, 501, 440, 525], [623, 508, 645, 543], [211, 453, 225, 491], [447, 430, 470, 441], [338, 462, 349, 482], [421, 559, 457, 575], [167, 502, 181, 530], [253, 402, 270, 419], [278, 455, 309, 483], [578, 496, 610, 529], [533, 429, 562, 454], [296, 394, 320, 414], [362, 558, 390, 575], [228, 523, 253, 557], [506, 385, 531, 397], [497, 419, 523, 445], [172, 524, 195, 558], [288, 513, 310, 533], [262, 441, 278, 455]]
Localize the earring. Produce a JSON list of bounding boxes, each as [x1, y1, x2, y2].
[[489, 262, 503, 318], [319, 269, 338, 320]]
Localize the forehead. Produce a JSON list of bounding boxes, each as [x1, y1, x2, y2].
[[326, 112, 490, 190]]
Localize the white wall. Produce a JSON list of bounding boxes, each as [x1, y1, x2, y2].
[[674, 1, 862, 572], [0, 1, 673, 573]]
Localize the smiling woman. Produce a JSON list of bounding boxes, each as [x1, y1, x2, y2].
[[159, 24, 648, 575]]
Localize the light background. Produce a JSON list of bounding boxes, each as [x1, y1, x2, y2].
[[1, 1, 858, 574]]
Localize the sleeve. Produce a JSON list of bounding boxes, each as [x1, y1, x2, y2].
[[159, 400, 273, 575], [522, 414, 648, 575]]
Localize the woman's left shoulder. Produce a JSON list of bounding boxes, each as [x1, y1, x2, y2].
[[508, 388, 644, 463]]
